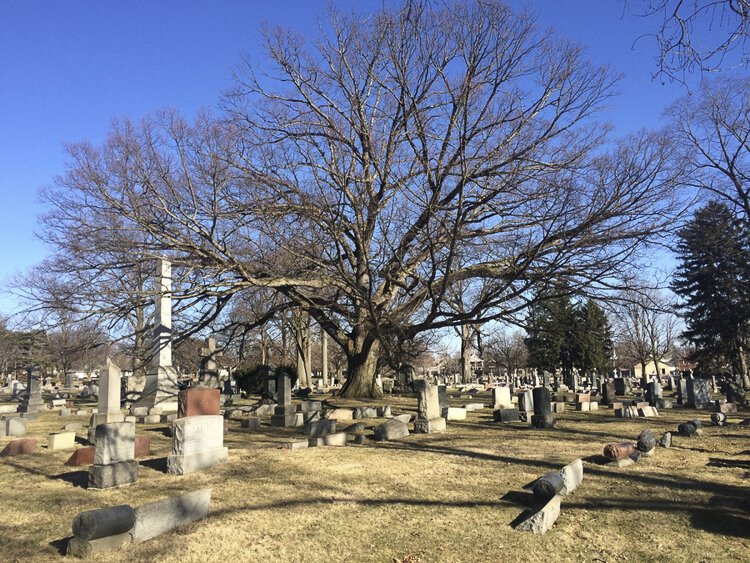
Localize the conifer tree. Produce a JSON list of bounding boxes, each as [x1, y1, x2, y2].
[[672, 201, 750, 387]]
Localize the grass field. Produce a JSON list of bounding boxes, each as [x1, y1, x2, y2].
[[0, 392, 748, 562]]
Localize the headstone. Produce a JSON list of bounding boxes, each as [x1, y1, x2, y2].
[[412, 379, 446, 433], [676, 378, 688, 405], [531, 387, 556, 429], [493, 408, 520, 423], [66, 447, 96, 466], [645, 381, 663, 406], [135, 259, 179, 410], [686, 378, 711, 409], [167, 415, 227, 475], [656, 432, 672, 448], [601, 381, 615, 406], [262, 367, 277, 404], [18, 368, 43, 414], [437, 385, 447, 411], [177, 387, 220, 418], [491, 387, 512, 409], [613, 378, 627, 396], [325, 408, 354, 421], [4, 417, 27, 437], [0, 437, 37, 456], [717, 402, 738, 415], [373, 418, 409, 441], [88, 422, 138, 489], [443, 407, 467, 421], [48, 431, 76, 451], [303, 419, 336, 436], [270, 368, 296, 427]]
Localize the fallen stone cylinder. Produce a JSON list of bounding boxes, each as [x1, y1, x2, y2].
[[131, 488, 211, 543], [711, 413, 727, 426], [603, 442, 635, 460], [532, 472, 565, 501], [72, 505, 136, 541]]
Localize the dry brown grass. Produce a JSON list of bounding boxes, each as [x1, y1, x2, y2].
[[0, 393, 748, 562]]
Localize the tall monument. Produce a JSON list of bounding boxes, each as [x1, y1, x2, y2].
[[136, 258, 179, 410]]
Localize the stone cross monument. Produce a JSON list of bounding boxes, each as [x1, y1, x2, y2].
[[136, 258, 179, 411], [198, 337, 222, 388]]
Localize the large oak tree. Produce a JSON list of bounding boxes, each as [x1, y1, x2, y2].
[[34, 1, 682, 397]]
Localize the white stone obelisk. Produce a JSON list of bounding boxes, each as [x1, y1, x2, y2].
[[136, 258, 179, 410]]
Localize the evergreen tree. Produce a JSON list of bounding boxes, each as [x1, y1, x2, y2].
[[672, 201, 750, 387], [572, 299, 613, 376], [525, 292, 575, 375]]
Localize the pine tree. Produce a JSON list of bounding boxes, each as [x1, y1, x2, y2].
[[672, 201, 750, 387], [572, 299, 613, 376], [525, 292, 575, 376]]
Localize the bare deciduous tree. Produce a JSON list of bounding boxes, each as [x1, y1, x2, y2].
[[612, 289, 678, 385], [635, 0, 750, 80], [30, 1, 684, 398]]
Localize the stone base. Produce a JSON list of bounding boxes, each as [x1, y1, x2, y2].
[[413, 417, 446, 434], [167, 447, 228, 475], [493, 408, 520, 423], [531, 414, 556, 429], [270, 413, 299, 427], [516, 495, 561, 534], [88, 460, 138, 489], [67, 532, 132, 557]]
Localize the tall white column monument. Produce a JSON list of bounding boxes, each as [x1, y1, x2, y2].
[[136, 258, 179, 411]]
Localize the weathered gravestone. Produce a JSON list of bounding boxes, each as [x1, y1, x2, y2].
[[437, 385, 447, 412], [676, 377, 688, 405], [18, 367, 43, 415], [686, 378, 711, 409], [88, 422, 138, 489], [645, 381, 663, 406], [167, 415, 227, 475], [413, 379, 446, 434], [531, 387, 556, 429], [270, 368, 297, 427], [261, 366, 277, 404]]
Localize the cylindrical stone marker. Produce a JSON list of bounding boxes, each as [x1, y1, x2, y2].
[[603, 442, 635, 460], [72, 505, 136, 541], [710, 412, 727, 426], [532, 472, 565, 500]]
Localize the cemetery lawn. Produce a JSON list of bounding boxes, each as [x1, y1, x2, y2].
[[0, 396, 748, 562]]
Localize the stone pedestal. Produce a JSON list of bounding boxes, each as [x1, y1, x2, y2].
[[167, 415, 227, 475], [88, 422, 138, 489]]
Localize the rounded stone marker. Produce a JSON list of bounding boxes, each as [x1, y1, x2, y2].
[[678, 422, 698, 437], [532, 472, 565, 500], [710, 413, 727, 426], [636, 429, 656, 452], [72, 505, 136, 541]]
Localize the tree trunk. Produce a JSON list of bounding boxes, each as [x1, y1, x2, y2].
[[321, 329, 329, 387], [460, 324, 472, 383], [340, 336, 382, 398]]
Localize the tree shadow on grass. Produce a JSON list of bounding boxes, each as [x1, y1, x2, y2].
[[690, 495, 750, 539], [706, 457, 750, 470], [140, 457, 167, 473], [52, 470, 87, 488]]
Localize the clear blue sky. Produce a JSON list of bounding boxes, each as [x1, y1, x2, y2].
[[0, 1, 697, 315]]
